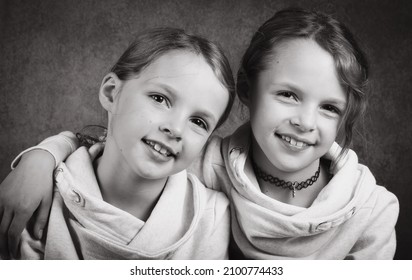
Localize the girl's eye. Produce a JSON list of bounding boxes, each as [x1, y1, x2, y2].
[[322, 104, 341, 115], [190, 118, 208, 131], [278, 91, 298, 101], [150, 94, 170, 107]]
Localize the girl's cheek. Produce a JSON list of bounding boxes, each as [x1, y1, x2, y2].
[[320, 121, 339, 141], [325, 117, 340, 132], [189, 134, 209, 155]]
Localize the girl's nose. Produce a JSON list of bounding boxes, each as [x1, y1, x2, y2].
[[159, 120, 184, 141], [290, 107, 317, 132]]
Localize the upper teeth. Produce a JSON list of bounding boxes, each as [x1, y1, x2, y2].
[[145, 140, 173, 156], [281, 135, 308, 147]]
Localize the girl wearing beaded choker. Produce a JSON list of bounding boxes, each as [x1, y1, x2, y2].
[[0, 8, 399, 259]]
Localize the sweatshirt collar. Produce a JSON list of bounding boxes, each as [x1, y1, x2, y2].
[[54, 147, 201, 257], [224, 123, 369, 236]]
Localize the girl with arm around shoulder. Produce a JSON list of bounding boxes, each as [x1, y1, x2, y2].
[[1, 27, 235, 259]]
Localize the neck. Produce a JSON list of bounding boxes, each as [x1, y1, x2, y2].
[[251, 137, 320, 182], [95, 142, 167, 221], [250, 137, 328, 207]]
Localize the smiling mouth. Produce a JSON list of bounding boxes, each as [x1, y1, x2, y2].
[[276, 134, 313, 148], [143, 139, 176, 158]]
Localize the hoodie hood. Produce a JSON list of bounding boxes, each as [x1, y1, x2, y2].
[[51, 147, 203, 259], [223, 124, 378, 258]]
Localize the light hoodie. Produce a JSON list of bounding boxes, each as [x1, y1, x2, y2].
[[191, 124, 399, 259], [18, 147, 230, 260], [15, 125, 399, 259]]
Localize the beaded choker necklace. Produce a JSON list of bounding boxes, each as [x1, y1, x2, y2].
[[252, 160, 321, 198]]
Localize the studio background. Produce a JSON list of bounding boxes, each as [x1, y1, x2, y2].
[[1, 0, 411, 259]]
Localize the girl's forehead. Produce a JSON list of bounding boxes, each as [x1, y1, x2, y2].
[[265, 39, 337, 78], [272, 39, 330, 64], [140, 50, 226, 92], [258, 38, 346, 102], [146, 50, 206, 75]]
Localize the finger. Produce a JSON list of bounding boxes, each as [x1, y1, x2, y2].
[[0, 209, 13, 259], [33, 199, 52, 240], [88, 142, 105, 161], [8, 211, 32, 259]]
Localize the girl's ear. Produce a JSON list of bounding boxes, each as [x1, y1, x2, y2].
[[99, 73, 122, 112]]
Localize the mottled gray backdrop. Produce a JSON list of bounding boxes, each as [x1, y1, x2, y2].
[[1, 0, 411, 259]]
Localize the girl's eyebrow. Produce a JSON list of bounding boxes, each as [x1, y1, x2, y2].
[[150, 81, 178, 98], [270, 81, 302, 93]]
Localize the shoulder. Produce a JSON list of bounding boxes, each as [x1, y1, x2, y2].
[[204, 135, 225, 166], [356, 165, 399, 220], [188, 173, 229, 220], [367, 184, 399, 215], [359, 165, 398, 204], [188, 135, 224, 175], [346, 167, 399, 259], [182, 173, 230, 259], [189, 173, 229, 208], [188, 135, 227, 191], [204, 123, 251, 164]]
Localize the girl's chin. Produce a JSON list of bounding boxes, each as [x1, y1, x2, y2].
[[265, 159, 304, 173], [264, 150, 317, 173]]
